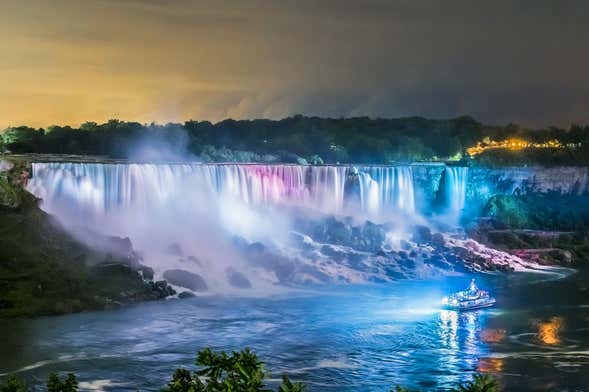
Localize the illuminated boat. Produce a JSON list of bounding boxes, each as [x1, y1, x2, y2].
[[442, 279, 495, 311]]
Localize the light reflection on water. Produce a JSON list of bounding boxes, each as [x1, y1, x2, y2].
[[1, 274, 589, 391]]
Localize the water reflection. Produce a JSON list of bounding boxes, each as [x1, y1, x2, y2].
[[480, 328, 506, 343], [477, 358, 504, 372], [535, 316, 564, 345], [438, 310, 485, 381]]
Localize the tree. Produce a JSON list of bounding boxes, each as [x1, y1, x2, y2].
[[162, 348, 305, 392], [1, 126, 43, 153], [451, 374, 499, 392], [47, 373, 78, 392], [0, 376, 26, 392], [276, 375, 306, 392]]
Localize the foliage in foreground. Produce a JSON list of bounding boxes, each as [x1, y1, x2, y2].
[[0, 348, 499, 392], [162, 348, 306, 392], [451, 374, 499, 392], [0, 373, 77, 392]]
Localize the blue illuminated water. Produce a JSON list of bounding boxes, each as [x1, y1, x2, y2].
[[1, 272, 589, 391]]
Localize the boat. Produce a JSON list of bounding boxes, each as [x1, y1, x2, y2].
[[442, 279, 496, 311]]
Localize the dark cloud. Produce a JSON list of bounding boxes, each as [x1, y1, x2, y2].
[[1, 0, 589, 127]]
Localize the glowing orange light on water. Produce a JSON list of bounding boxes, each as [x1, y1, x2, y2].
[[480, 328, 506, 343], [536, 316, 563, 345], [477, 358, 504, 373]]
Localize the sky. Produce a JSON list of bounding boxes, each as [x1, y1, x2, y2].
[[1, 0, 588, 129]]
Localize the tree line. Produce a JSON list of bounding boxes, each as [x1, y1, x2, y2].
[[1, 115, 588, 164]]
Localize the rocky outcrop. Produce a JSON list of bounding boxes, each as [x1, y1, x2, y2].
[[163, 269, 208, 292], [0, 159, 175, 318], [225, 267, 252, 289], [467, 166, 589, 203]]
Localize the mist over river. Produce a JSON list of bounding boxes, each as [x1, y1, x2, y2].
[[1, 271, 589, 391]]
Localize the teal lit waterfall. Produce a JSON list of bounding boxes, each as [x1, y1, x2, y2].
[[444, 166, 468, 213]]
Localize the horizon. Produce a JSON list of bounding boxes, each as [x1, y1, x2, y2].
[[1, 114, 586, 132]]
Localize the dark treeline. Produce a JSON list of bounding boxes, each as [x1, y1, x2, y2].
[[1, 115, 589, 164]]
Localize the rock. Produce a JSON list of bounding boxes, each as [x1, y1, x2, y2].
[[431, 233, 445, 248], [247, 242, 266, 256], [178, 291, 196, 299], [316, 216, 353, 245], [413, 225, 432, 244], [425, 254, 451, 270], [151, 280, 177, 297], [138, 265, 154, 280], [320, 245, 346, 261], [0, 160, 13, 172], [106, 236, 134, 256], [400, 240, 412, 250], [226, 267, 252, 288], [163, 269, 208, 292], [308, 155, 324, 165], [296, 157, 309, 165], [398, 258, 416, 269], [354, 221, 386, 252], [166, 243, 183, 256]]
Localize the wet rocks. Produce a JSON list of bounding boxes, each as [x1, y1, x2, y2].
[[431, 233, 446, 248], [138, 265, 154, 280], [178, 291, 196, 299], [149, 280, 177, 298], [412, 225, 432, 244], [163, 269, 208, 292], [226, 267, 252, 288]]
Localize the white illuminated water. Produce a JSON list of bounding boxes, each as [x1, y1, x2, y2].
[[444, 166, 468, 213], [27, 163, 424, 222], [27, 162, 456, 218]]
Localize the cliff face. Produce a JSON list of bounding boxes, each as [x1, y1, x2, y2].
[[468, 166, 589, 195], [464, 166, 589, 211], [412, 164, 589, 212], [0, 159, 175, 318]]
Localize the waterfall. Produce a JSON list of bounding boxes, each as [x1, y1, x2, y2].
[[444, 166, 468, 213], [358, 166, 415, 216], [27, 163, 354, 217], [28, 162, 420, 220]]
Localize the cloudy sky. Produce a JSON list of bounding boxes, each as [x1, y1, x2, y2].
[[1, 0, 588, 128]]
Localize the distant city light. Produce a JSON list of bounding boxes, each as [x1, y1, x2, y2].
[[466, 138, 580, 156]]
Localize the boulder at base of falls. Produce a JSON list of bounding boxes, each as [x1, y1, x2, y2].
[[431, 233, 446, 248], [412, 225, 432, 244], [178, 291, 196, 299], [163, 269, 208, 292], [226, 267, 252, 289]]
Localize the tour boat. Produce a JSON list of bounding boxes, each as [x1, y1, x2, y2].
[[442, 279, 496, 311]]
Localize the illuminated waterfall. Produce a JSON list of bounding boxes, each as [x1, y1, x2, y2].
[[358, 166, 415, 215], [27, 163, 418, 218], [444, 166, 468, 213]]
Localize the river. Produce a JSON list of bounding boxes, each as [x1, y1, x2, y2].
[[1, 270, 588, 391]]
